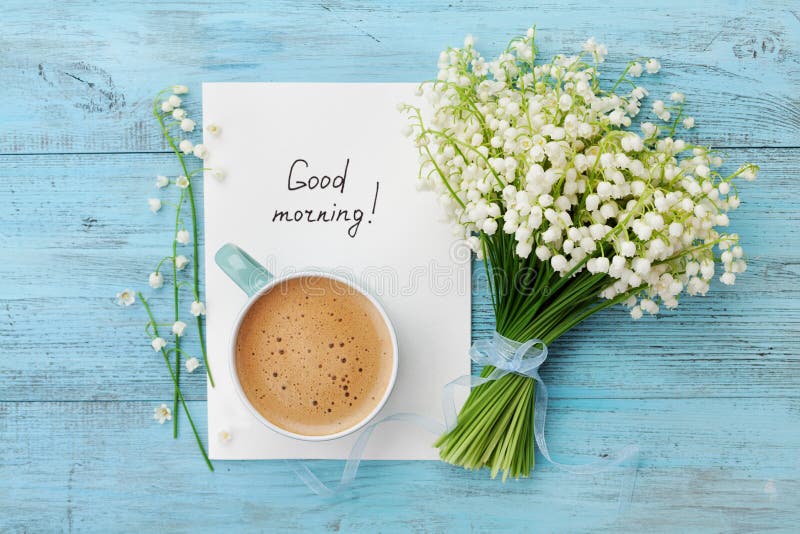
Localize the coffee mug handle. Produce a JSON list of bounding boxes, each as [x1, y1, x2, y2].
[[214, 243, 273, 297]]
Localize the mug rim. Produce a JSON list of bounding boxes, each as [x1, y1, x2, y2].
[[228, 270, 399, 442]]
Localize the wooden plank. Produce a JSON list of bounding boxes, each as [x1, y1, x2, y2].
[[0, 0, 798, 153], [0, 149, 796, 401], [1, 287, 798, 402], [1, 399, 798, 532], [1, 2, 799, 530]]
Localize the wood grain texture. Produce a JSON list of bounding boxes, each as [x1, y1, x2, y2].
[[1, 0, 799, 532], [1, 150, 794, 402], [2, 400, 798, 532], [0, 0, 799, 153]]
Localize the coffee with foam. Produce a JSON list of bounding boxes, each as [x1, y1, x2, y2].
[[235, 275, 394, 436]]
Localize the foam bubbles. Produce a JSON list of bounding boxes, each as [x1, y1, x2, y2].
[[234, 275, 393, 436]]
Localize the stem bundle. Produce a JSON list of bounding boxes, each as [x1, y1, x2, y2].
[[435, 232, 634, 479]]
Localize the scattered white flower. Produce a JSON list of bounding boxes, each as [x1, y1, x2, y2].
[[551, 254, 568, 272], [176, 230, 191, 245], [168, 95, 182, 107], [218, 428, 232, 443], [190, 301, 206, 316], [628, 62, 643, 77], [641, 299, 659, 314], [582, 37, 608, 62], [148, 198, 162, 213], [153, 404, 172, 424], [641, 122, 657, 137], [558, 93, 573, 112], [148, 271, 164, 289], [185, 357, 200, 373], [172, 320, 187, 337], [192, 144, 208, 159], [670, 92, 685, 103], [645, 58, 660, 73], [472, 57, 488, 76], [683, 116, 695, 129], [620, 241, 636, 257], [211, 169, 226, 182], [151, 337, 167, 352], [652, 100, 670, 121], [740, 165, 758, 181], [175, 175, 189, 189], [172, 108, 187, 120], [179, 139, 194, 154], [160, 101, 174, 113], [180, 118, 196, 132], [115, 289, 135, 306], [155, 175, 169, 188], [172, 85, 189, 95], [720, 272, 736, 285], [175, 255, 190, 270], [205, 123, 221, 136]]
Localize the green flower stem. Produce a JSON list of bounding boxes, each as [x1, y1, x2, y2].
[[152, 95, 215, 388], [153, 255, 173, 273], [139, 293, 213, 472], [170, 189, 185, 438], [669, 101, 685, 137], [424, 127, 506, 189], [608, 57, 648, 93]]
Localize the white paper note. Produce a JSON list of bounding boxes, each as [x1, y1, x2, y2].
[[203, 83, 470, 460]]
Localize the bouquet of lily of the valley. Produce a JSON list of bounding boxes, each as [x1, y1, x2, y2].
[[403, 28, 757, 480]]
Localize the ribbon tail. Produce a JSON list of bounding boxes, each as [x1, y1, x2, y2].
[[530, 370, 640, 508], [285, 459, 335, 498], [340, 413, 444, 486], [290, 413, 444, 497], [442, 374, 500, 431], [288, 331, 640, 510]]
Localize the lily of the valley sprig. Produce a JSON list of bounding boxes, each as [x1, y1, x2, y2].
[[140, 292, 213, 471], [116, 85, 223, 469], [150, 84, 213, 438]]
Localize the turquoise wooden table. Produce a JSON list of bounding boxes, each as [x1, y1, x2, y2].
[[1, 1, 799, 531]]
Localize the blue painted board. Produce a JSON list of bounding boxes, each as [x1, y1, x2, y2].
[[0, 149, 796, 402], [1, 0, 798, 153], [1, 1, 799, 532]]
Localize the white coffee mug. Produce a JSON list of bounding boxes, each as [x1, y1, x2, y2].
[[215, 243, 398, 441]]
